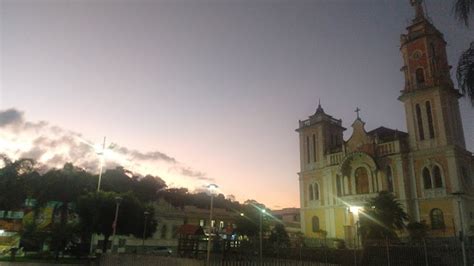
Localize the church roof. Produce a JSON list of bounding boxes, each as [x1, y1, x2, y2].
[[367, 126, 408, 142]]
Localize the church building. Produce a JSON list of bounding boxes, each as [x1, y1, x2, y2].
[[296, 1, 473, 246]]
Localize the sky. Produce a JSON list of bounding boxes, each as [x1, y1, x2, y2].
[[0, 0, 473, 209]]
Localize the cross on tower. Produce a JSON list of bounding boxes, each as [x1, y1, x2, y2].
[[355, 107, 361, 119]]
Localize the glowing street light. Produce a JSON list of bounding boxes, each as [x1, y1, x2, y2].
[[206, 184, 218, 266]]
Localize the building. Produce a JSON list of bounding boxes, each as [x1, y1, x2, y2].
[[296, 1, 473, 246], [271, 208, 301, 238]]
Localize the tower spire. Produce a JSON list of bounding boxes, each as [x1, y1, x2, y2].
[[410, 0, 425, 21]]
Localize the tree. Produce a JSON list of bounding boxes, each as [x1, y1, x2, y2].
[[456, 42, 474, 104], [0, 158, 38, 210], [268, 224, 290, 250], [454, 0, 473, 27], [453, 0, 474, 104], [235, 201, 270, 238], [76, 191, 157, 252], [406, 221, 428, 241], [359, 191, 408, 242]]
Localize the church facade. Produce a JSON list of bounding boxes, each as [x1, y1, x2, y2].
[[297, 2, 473, 245]]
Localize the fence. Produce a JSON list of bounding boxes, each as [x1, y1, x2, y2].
[[97, 254, 339, 266], [360, 237, 468, 266]]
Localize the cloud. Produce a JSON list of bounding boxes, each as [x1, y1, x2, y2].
[[0, 108, 213, 187], [0, 108, 24, 127]]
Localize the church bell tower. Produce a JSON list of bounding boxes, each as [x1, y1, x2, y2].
[[399, 0, 466, 150]]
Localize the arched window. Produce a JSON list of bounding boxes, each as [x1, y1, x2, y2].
[[355, 167, 369, 194], [312, 216, 320, 232], [416, 68, 425, 86], [416, 104, 425, 140], [426, 101, 435, 139], [430, 208, 445, 229], [314, 183, 319, 200], [386, 166, 394, 192], [423, 167, 432, 189], [309, 184, 314, 201], [433, 166, 443, 188]]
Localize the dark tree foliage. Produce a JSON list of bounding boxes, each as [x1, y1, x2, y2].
[[454, 0, 473, 27], [269, 223, 290, 249], [234, 200, 270, 237], [457, 42, 474, 105], [0, 158, 39, 210], [76, 191, 157, 252], [359, 191, 408, 242]]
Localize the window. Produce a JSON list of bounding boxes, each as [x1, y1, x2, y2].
[[423, 167, 432, 189], [312, 216, 320, 232], [426, 101, 435, 139], [309, 184, 314, 201], [199, 219, 205, 227], [336, 176, 342, 196], [219, 221, 224, 229], [161, 224, 167, 239], [386, 166, 394, 192], [355, 167, 369, 194], [433, 166, 443, 188], [430, 208, 445, 229], [461, 167, 471, 187], [416, 68, 425, 86], [416, 104, 425, 140], [306, 136, 310, 163], [314, 183, 319, 200], [312, 134, 317, 162]]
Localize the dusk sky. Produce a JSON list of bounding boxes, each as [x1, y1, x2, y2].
[[1, 0, 472, 209]]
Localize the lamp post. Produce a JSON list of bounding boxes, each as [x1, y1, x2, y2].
[[111, 196, 122, 253], [142, 211, 150, 251], [206, 184, 218, 266], [96, 136, 107, 192], [260, 208, 266, 266], [452, 192, 467, 266]]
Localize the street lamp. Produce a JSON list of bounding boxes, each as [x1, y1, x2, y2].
[[96, 136, 107, 192], [206, 184, 218, 266], [452, 191, 467, 266], [142, 211, 150, 251], [260, 208, 266, 266], [111, 196, 122, 253]]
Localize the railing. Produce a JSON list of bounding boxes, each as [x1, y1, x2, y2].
[[327, 152, 343, 166], [376, 141, 399, 156]]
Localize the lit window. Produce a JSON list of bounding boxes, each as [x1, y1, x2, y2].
[[199, 219, 205, 227]]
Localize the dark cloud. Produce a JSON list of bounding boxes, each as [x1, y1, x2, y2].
[[115, 145, 177, 163], [0, 108, 24, 126]]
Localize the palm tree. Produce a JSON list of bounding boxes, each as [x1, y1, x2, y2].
[[456, 42, 474, 105], [454, 0, 473, 27], [359, 191, 408, 242], [453, 0, 474, 104]]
